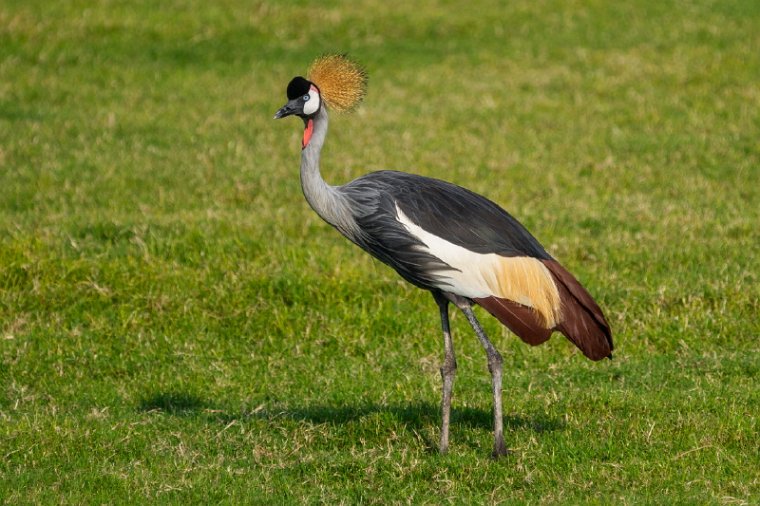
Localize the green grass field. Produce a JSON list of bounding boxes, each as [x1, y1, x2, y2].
[[1, 0, 759, 503]]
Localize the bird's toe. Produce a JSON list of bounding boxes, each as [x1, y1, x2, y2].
[[491, 442, 512, 459]]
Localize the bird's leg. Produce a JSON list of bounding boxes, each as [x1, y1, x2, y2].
[[459, 304, 510, 458], [434, 292, 456, 454]]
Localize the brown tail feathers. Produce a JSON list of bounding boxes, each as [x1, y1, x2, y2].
[[474, 295, 552, 346], [543, 259, 613, 360], [473, 259, 613, 361]]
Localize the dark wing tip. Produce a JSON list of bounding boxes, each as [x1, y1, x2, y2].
[[542, 259, 614, 361]]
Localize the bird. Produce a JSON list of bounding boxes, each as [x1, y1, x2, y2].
[[274, 54, 613, 457]]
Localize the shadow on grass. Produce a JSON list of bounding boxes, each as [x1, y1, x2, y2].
[[256, 402, 564, 454], [261, 402, 564, 434], [138, 392, 217, 416], [137, 393, 562, 433], [136, 393, 564, 453]]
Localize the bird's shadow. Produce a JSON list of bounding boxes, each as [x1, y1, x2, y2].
[[138, 391, 214, 415], [137, 392, 564, 452], [264, 402, 563, 434]]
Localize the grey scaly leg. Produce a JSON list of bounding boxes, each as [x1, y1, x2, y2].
[[434, 292, 457, 454], [459, 304, 510, 458]]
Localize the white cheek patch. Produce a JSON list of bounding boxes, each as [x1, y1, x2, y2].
[[303, 91, 320, 115]]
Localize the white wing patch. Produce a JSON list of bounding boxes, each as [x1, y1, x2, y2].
[[395, 203, 561, 327]]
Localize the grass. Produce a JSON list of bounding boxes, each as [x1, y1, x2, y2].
[[1, 0, 758, 503]]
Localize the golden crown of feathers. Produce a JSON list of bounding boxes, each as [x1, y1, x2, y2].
[[307, 54, 368, 113]]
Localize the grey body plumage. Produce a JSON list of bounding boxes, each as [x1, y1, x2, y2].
[[302, 108, 551, 291], [343, 170, 553, 285], [301, 108, 452, 289], [276, 68, 613, 457]]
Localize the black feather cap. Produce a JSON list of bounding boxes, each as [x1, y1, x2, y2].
[[286, 76, 312, 100]]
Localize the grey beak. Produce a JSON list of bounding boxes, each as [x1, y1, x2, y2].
[[273, 102, 297, 119]]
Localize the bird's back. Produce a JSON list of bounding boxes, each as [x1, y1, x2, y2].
[[342, 170, 550, 256], [336, 170, 558, 303], [338, 170, 613, 360]]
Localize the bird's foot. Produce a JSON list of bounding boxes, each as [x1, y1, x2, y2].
[[491, 440, 512, 459], [439, 430, 450, 455]]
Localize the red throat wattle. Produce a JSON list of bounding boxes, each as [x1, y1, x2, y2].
[[302, 119, 314, 149]]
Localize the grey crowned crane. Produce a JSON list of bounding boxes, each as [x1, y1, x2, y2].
[[274, 55, 613, 457]]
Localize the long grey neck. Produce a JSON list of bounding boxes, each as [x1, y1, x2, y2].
[[300, 107, 356, 235]]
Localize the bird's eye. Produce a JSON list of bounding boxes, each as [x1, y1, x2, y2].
[[303, 95, 310, 101]]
